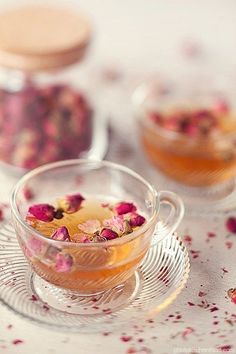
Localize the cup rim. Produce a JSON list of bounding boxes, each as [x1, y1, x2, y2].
[[11, 159, 159, 247]]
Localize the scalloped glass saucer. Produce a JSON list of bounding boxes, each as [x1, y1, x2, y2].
[[0, 223, 190, 333]]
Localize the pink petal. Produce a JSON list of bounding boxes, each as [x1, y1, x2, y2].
[[103, 216, 126, 233], [114, 202, 137, 215], [28, 237, 44, 253], [78, 219, 101, 234], [226, 217, 236, 233], [100, 228, 118, 240], [51, 226, 70, 241], [129, 213, 146, 227], [55, 253, 73, 272], [28, 204, 55, 222]]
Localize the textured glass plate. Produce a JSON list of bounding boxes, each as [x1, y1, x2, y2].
[[0, 223, 190, 333]]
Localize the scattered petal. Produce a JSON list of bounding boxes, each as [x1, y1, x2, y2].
[[28, 204, 55, 222], [51, 226, 70, 241], [226, 217, 236, 233], [12, 340, 23, 345], [55, 253, 73, 272], [227, 288, 236, 304]]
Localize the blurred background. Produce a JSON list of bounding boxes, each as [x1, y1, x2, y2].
[[1, 0, 236, 76]]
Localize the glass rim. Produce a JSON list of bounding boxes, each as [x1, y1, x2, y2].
[[132, 81, 236, 143], [10, 159, 159, 247]]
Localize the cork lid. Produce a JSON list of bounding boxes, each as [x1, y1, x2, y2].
[[0, 6, 91, 72]]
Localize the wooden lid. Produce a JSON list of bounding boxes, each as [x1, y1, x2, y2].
[[0, 6, 91, 72]]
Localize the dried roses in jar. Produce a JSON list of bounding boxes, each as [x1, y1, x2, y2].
[[0, 84, 92, 169]]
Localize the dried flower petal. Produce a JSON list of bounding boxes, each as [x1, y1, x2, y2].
[[227, 288, 236, 304], [28, 204, 55, 222], [114, 202, 137, 215], [55, 253, 73, 272], [78, 219, 101, 234], [100, 228, 118, 240], [103, 216, 125, 233], [226, 217, 236, 233], [57, 193, 84, 213], [129, 213, 146, 227], [51, 226, 70, 241]]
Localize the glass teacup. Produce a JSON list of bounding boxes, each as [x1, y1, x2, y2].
[[11, 159, 184, 294]]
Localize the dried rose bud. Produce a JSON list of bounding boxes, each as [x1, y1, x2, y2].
[[78, 219, 101, 234], [28, 237, 44, 254], [51, 226, 70, 241], [100, 228, 118, 240], [57, 193, 84, 213], [129, 213, 146, 227], [55, 253, 73, 272], [226, 217, 236, 233], [28, 204, 55, 222], [103, 216, 126, 235], [114, 202, 137, 215], [227, 288, 236, 304]]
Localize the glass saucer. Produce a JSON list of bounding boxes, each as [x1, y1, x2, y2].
[[0, 223, 190, 333]]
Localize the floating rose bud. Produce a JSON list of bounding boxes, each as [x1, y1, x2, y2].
[[28, 237, 44, 254], [55, 253, 73, 272], [100, 228, 118, 240], [72, 233, 91, 243], [129, 213, 146, 227], [78, 219, 101, 234], [51, 226, 70, 241], [103, 216, 126, 235], [226, 217, 236, 233], [28, 204, 55, 222], [57, 193, 84, 213], [114, 202, 137, 215]]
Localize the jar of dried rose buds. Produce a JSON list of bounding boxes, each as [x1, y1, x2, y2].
[[0, 6, 104, 173]]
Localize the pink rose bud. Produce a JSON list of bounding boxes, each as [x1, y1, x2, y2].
[[129, 213, 146, 227], [226, 217, 236, 233], [51, 226, 70, 241], [28, 204, 55, 222], [227, 288, 236, 304], [28, 237, 44, 254], [55, 253, 73, 272], [114, 202, 137, 215], [100, 228, 118, 240], [57, 193, 84, 213]]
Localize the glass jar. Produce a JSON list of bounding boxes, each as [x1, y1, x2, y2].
[[0, 6, 106, 174]]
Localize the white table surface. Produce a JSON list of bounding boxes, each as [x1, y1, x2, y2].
[[0, 1, 236, 353]]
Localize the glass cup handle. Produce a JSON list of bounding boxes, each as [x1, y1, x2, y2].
[[151, 191, 184, 247]]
